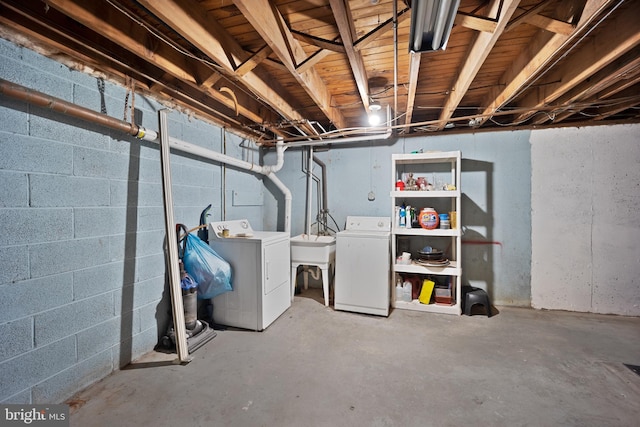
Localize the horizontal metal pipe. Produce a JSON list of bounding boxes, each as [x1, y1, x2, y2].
[[0, 77, 146, 138], [0, 78, 285, 176]]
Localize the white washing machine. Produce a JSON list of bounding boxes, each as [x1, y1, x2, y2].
[[208, 219, 290, 331], [334, 216, 391, 316]]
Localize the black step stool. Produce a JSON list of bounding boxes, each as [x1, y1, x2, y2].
[[463, 286, 491, 317]]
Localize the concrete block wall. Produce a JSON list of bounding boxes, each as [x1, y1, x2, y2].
[[0, 38, 264, 403], [267, 131, 533, 307]]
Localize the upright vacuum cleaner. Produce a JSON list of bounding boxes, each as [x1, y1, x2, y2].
[[160, 224, 217, 353]]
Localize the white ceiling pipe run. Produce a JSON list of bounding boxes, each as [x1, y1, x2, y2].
[[285, 128, 392, 148], [167, 136, 286, 176], [166, 137, 290, 233], [264, 172, 292, 234], [0, 78, 291, 233], [283, 106, 393, 148]]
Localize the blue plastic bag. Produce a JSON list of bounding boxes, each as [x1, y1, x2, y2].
[[182, 232, 233, 299]]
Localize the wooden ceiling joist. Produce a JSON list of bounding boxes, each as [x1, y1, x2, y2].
[[137, 0, 320, 135], [404, 51, 422, 128], [233, 0, 347, 130], [1, 0, 273, 137], [476, 0, 617, 127], [42, 0, 273, 129], [454, 11, 498, 33], [436, 0, 521, 130], [592, 86, 640, 120], [329, 0, 371, 112], [1, 0, 637, 140], [512, 0, 640, 124], [531, 45, 640, 124]]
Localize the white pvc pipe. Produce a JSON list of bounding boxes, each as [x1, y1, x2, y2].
[[283, 107, 393, 148], [158, 110, 190, 363], [265, 172, 292, 234], [168, 136, 267, 174], [306, 146, 314, 236], [285, 128, 392, 148], [159, 136, 290, 233], [0, 78, 291, 233]]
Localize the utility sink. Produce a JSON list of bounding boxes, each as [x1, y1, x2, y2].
[[290, 234, 336, 265]]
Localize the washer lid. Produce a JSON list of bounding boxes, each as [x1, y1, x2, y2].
[[344, 216, 391, 232], [337, 229, 390, 239]]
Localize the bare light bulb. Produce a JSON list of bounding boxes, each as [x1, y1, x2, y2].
[[368, 101, 382, 126]]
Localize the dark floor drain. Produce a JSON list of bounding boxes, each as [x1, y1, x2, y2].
[[624, 364, 640, 376]]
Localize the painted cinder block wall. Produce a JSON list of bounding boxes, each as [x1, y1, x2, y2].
[[267, 124, 640, 316], [269, 131, 534, 307], [0, 38, 266, 404]]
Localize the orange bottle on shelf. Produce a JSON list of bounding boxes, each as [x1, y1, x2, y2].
[[419, 207, 439, 229]]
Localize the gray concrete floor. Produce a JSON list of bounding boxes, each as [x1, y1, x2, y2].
[[69, 288, 640, 427]]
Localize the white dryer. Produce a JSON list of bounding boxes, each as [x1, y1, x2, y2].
[[334, 216, 391, 316], [208, 219, 290, 331]]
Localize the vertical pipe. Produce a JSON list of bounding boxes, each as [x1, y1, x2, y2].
[[159, 109, 190, 363], [393, 0, 398, 127], [222, 128, 227, 221], [313, 155, 328, 233], [306, 146, 314, 236], [266, 173, 292, 234]]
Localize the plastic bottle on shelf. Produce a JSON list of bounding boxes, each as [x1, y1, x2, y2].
[[394, 206, 400, 228], [399, 204, 406, 228], [439, 213, 450, 229], [395, 276, 403, 301], [402, 280, 412, 302]]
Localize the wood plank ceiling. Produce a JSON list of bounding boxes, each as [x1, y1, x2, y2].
[[1, 0, 639, 144]]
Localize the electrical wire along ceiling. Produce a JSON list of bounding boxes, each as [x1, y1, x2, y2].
[[1, 0, 639, 144]]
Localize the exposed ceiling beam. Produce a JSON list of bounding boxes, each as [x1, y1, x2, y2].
[[42, 0, 275, 130], [531, 46, 640, 124], [436, 0, 521, 130], [454, 11, 498, 33], [329, 0, 371, 111], [505, 0, 556, 32], [296, 49, 334, 74], [476, 0, 617, 127], [592, 86, 640, 120], [199, 71, 223, 89], [21, 0, 276, 132], [44, 0, 196, 84], [290, 29, 345, 53], [137, 0, 319, 134], [0, 6, 285, 140], [235, 45, 273, 77], [596, 72, 640, 100], [233, 0, 347, 130], [512, 0, 640, 124], [522, 14, 576, 35], [355, 7, 411, 50], [404, 52, 422, 128]]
